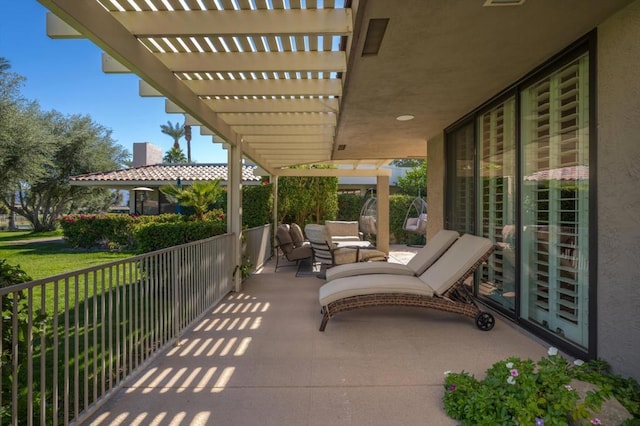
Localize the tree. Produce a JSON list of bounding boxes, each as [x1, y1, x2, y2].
[[0, 107, 129, 231], [391, 158, 424, 168], [163, 145, 187, 163], [160, 180, 223, 220], [278, 165, 338, 224], [396, 160, 427, 197], [160, 120, 185, 150], [0, 58, 53, 188]]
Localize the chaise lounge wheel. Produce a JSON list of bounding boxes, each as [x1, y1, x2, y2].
[[475, 312, 495, 331]]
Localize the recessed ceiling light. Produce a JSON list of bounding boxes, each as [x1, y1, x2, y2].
[[396, 115, 415, 121], [483, 0, 525, 6]]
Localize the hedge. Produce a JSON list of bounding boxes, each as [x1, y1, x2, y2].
[[337, 194, 363, 221], [132, 220, 227, 253]]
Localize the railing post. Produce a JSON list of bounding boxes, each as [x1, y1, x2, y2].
[[173, 247, 181, 345]]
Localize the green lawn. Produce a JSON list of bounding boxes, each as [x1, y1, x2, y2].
[[0, 230, 134, 280], [0, 229, 63, 242]]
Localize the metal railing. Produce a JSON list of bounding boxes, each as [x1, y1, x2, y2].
[[243, 224, 272, 273], [1, 233, 235, 425]]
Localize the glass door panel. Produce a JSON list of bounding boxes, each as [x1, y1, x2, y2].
[[477, 98, 517, 313], [446, 122, 476, 235], [520, 53, 590, 348]]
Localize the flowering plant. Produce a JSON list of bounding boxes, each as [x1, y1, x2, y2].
[[443, 348, 612, 425]]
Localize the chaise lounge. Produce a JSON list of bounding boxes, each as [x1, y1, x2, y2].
[[318, 234, 495, 331], [325, 229, 460, 282]]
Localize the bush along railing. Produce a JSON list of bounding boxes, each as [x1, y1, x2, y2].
[[58, 212, 227, 252], [0, 234, 235, 425]]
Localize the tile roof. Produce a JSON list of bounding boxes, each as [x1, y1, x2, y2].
[[70, 164, 263, 184]]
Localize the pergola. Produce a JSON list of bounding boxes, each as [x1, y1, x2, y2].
[[39, 0, 633, 290]]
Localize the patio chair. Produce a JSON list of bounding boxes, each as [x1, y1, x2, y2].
[[304, 224, 387, 267], [274, 224, 313, 271], [318, 234, 496, 331], [325, 229, 460, 282]]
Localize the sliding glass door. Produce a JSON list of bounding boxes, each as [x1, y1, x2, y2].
[[520, 53, 590, 348], [445, 42, 593, 353]]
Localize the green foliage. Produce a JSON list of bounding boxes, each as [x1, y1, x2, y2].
[[0, 259, 47, 423], [162, 145, 187, 163], [0, 59, 54, 190], [233, 256, 253, 280], [242, 184, 273, 228], [337, 193, 363, 220], [160, 180, 223, 220], [573, 359, 640, 420], [389, 194, 414, 243], [160, 120, 185, 150], [278, 165, 338, 225], [390, 158, 425, 168], [132, 220, 226, 253], [0, 72, 130, 232], [442, 351, 639, 426], [58, 213, 137, 248], [396, 160, 427, 196]]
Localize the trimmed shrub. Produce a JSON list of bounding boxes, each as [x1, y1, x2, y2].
[[58, 213, 138, 248], [132, 220, 227, 253], [243, 184, 273, 227], [337, 193, 363, 221], [390, 194, 414, 244]]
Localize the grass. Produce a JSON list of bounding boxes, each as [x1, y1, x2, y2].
[[0, 231, 134, 280], [0, 229, 63, 242]]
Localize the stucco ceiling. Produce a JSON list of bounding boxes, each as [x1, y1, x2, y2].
[[39, 0, 634, 174]]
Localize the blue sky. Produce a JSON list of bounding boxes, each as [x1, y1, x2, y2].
[[0, 1, 228, 164]]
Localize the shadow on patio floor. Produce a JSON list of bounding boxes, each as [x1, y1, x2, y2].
[[86, 249, 548, 426]]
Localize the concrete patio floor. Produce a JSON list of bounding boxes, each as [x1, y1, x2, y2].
[[86, 246, 549, 426]]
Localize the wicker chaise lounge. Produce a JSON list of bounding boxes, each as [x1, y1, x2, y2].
[[318, 234, 496, 331], [325, 229, 459, 282]]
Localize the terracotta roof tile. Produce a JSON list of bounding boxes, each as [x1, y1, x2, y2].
[[71, 164, 262, 183]]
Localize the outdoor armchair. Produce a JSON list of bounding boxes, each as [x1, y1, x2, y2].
[[274, 224, 312, 271], [304, 224, 386, 267]]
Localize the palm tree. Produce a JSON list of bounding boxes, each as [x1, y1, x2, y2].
[[160, 180, 223, 220], [160, 120, 185, 150], [163, 146, 187, 163], [184, 124, 192, 163]]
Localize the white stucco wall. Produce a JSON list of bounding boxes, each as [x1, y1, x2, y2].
[[596, 0, 640, 380]]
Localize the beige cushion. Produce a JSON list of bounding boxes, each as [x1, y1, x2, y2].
[[275, 224, 294, 254], [406, 229, 459, 275], [319, 274, 434, 306], [324, 229, 457, 281], [325, 220, 360, 239], [358, 248, 387, 262], [331, 235, 362, 242], [419, 234, 493, 295], [289, 223, 305, 248], [325, 262, 415, 281], [332, 247, 360, 265]]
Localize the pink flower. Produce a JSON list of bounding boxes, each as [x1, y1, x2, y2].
[[510, 369, 519, 377], [448, 385, 456, 392], [590, 419, 602, 425], [565, 385, 574, 391]]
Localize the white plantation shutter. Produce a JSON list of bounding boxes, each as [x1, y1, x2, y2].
[[477, 98, 516, 311], [521, 53, 590, 347]]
